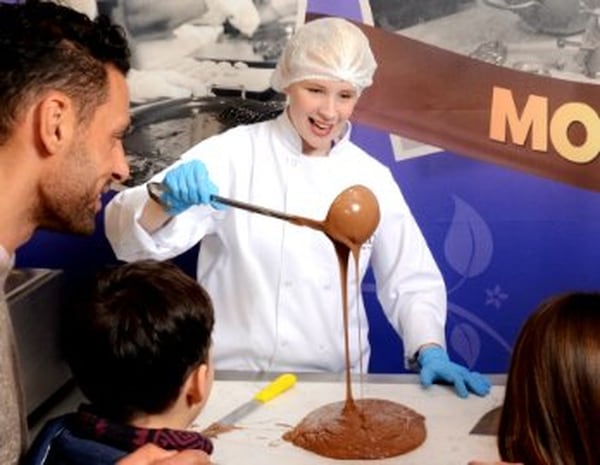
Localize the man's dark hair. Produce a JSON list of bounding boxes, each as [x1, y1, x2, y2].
[[62, 260, 215, 423], [0, 0, 131, 143]]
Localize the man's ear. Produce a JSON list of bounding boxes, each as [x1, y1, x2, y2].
[[184, 363, 210, 407], [37, 92, 75, 156]]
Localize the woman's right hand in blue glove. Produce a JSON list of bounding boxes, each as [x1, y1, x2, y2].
[[161, 160, 221, 215]]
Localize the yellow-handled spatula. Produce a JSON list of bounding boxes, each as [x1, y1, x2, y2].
[[215, 373, 297, 427]]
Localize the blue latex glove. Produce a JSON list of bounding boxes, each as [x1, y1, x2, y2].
[[160, 160, 223, 215], [418, 346, 491, 398]]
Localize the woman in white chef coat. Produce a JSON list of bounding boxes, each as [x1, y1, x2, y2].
[[105, 17, 490, 398]]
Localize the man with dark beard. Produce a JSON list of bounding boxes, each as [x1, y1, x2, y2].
[[0, 2, 208, 465]]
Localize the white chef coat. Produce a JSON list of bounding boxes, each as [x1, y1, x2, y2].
[[105, 111, 447, 372]]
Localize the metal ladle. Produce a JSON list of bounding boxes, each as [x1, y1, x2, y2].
[[147, 182, 380, 248]]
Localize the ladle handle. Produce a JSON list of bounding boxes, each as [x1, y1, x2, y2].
[[147, 182, 309, 224], [210, 194, 301, 223]]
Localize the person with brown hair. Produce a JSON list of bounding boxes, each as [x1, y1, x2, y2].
[[470, 292, 600, 465], [0, 1, 209, 464]]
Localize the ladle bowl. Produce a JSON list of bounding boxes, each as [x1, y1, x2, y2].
[[322, 185, 380, 249]]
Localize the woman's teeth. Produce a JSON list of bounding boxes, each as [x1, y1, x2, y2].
[[310, 117, 331, 131]]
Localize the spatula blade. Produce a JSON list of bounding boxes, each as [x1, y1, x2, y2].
[[217, 399, 261, 426], [470, 406, 502, 435]]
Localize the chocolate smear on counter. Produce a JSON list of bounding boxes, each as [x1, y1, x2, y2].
[[200, 422, 240, 439]]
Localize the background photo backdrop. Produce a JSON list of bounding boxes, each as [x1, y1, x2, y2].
[[16, 0, 600, 374]]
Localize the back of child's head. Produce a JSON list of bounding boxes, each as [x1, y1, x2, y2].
[[62, 259, 214, 423]]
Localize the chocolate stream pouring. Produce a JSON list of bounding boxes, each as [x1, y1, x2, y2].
[[148, 180, 380, 401], [148, 180, 423, 459]]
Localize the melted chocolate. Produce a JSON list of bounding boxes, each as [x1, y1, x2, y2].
[[282, 398, 426, 459], [292, 185, 380, 250], [284, 185, 428, 459]]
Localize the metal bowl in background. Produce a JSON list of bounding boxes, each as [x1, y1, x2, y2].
[[370, 0, 473, 31], [251, 19, 295, 61], [482, 0, 599, 36], [122, 95, 285, 187]]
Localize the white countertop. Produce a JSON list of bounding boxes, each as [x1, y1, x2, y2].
[[193, 372, 504, 464]]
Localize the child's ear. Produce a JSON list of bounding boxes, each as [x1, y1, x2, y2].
[[185, 363, 209, 407]]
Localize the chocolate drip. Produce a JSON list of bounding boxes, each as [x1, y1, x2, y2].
[[283, 185, 428, 459]]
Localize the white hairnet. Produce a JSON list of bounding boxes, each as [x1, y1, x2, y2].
[[270, 17, 377, 93]]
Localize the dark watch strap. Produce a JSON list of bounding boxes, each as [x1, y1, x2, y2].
[[146, 182, 169, 209]]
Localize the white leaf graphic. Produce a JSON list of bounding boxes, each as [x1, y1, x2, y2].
[[444, 195, 493, 279], [450, 322, 480, 369]]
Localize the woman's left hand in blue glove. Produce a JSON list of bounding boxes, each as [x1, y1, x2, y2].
[[418, 346, 491, 398]]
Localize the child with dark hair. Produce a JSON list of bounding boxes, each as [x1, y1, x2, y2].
[[25, 260, 215, 465]]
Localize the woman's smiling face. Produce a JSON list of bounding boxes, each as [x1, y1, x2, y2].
[[285, 79, 359, 156]]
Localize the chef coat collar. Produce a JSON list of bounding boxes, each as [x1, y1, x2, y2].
[[275, 108, 353, 157]]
